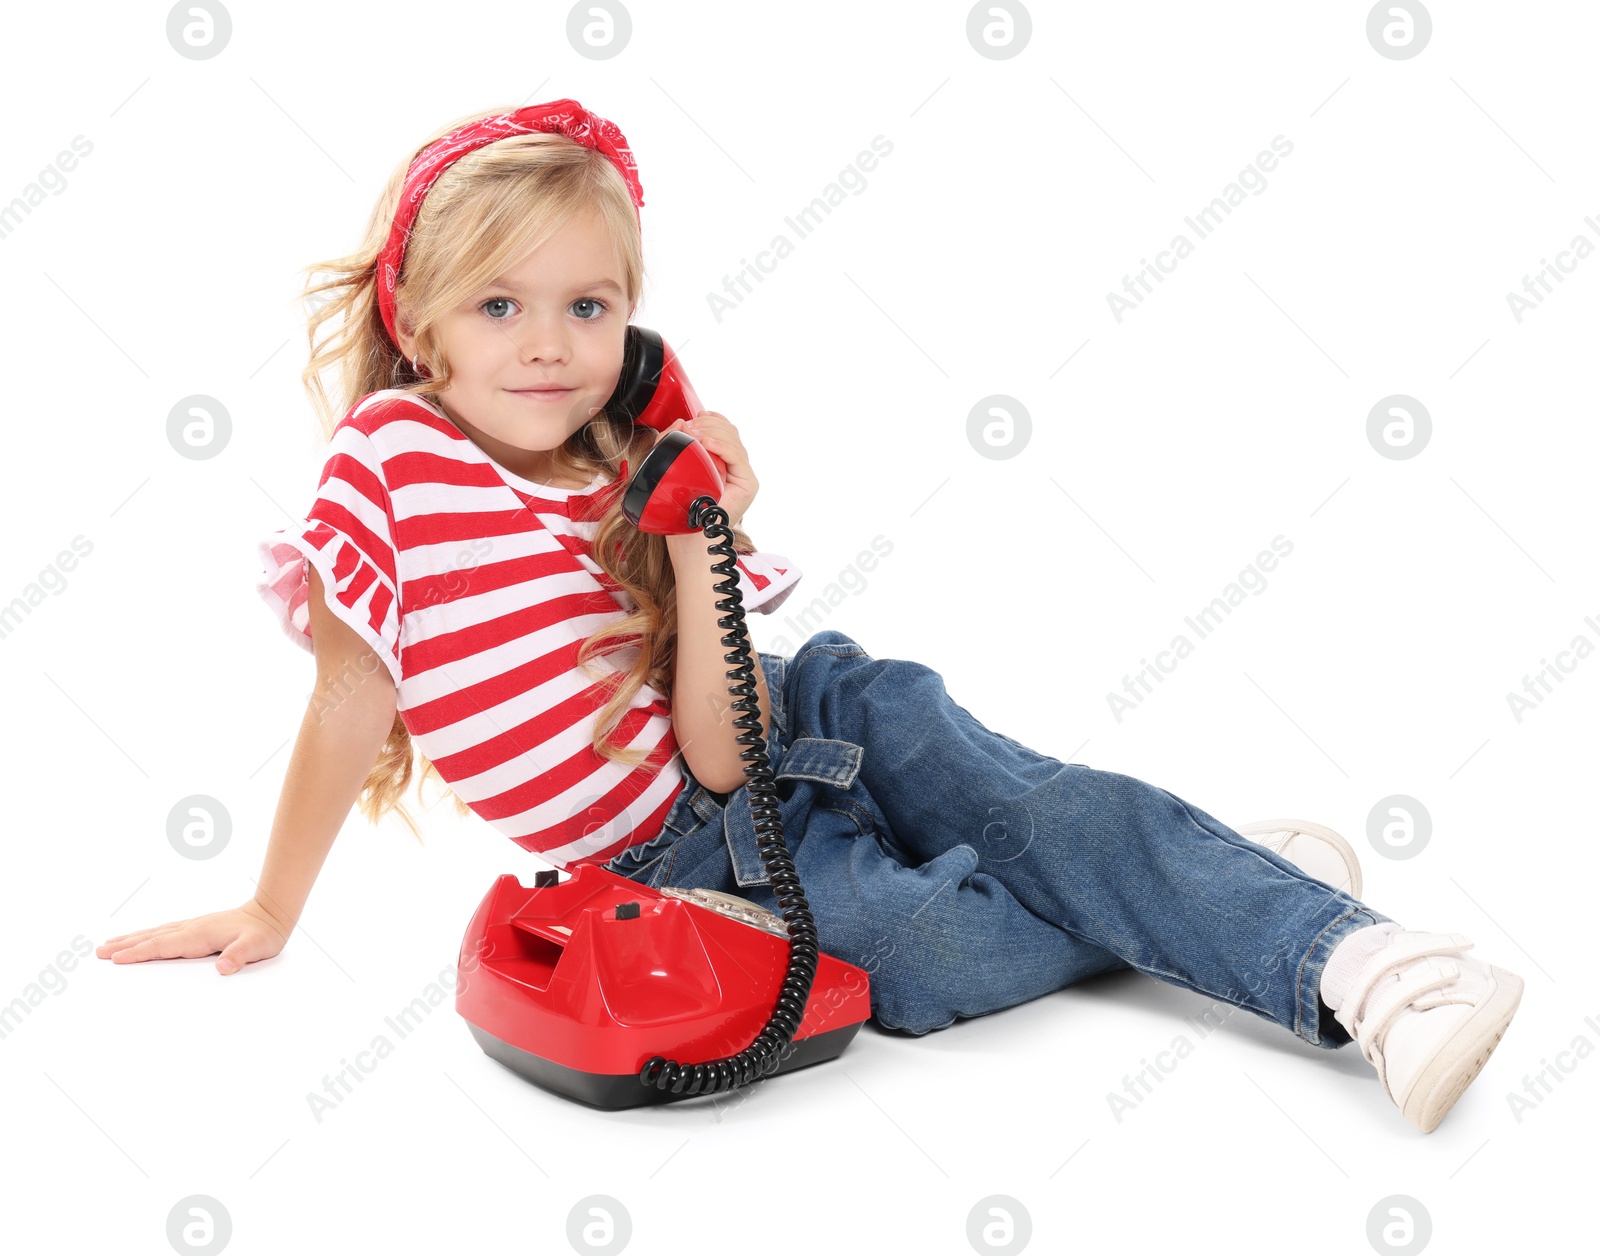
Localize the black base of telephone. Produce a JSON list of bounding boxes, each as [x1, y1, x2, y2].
[[466, 1020, 866, 1110]]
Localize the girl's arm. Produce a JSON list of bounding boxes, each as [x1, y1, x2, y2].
[[98, 566, 397, 973], [251, 565, 400, 932], [667, 529, 775, 794], [657, 409, 773, 794]]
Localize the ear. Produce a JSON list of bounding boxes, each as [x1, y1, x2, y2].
[[393, 303, 418, 360]]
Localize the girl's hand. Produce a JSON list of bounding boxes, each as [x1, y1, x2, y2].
[[96, 898, 293, 975], [654, 412, 758, 527]]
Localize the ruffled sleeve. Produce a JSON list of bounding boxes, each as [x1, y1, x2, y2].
[[256, 422, 403, 687], [733, 551, 802, 615]]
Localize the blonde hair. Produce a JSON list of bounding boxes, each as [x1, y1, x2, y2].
[[294, 105, 755, 841]]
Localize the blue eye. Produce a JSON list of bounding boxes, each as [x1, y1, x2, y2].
[[477, 296, 611, 322]]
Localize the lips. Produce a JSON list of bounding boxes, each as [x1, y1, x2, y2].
[[509, 386, 573, 393]]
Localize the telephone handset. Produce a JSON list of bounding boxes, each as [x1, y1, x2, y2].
[[455, 326, 869, 1108], [602, 323, 728, 485]]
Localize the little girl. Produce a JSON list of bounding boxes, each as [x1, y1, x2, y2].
[[96, 99, 1523, 1135]]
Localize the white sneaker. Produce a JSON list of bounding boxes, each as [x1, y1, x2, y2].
[[1333, 930, 1524, 1133], [1235, 817, 1363, 899]]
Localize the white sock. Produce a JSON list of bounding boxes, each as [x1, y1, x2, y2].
[[1320, 921, 1404, 1012]]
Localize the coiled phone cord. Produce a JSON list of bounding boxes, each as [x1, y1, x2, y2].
[[637, 497, 820, 1096]]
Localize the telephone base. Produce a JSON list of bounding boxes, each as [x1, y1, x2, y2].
[[456, 865, 872, 1108], [467, 1018, 865, 1110]]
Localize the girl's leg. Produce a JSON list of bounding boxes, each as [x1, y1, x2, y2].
[[745, 797, 1137, 1036], [775, 631, 1393, 1049], [630, 652, 1135, 1036]]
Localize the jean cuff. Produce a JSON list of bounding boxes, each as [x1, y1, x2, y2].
[[1294, 905, 1396, 1049]]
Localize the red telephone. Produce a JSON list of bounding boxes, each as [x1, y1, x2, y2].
[[455, 326, 871, 1108], [607, 324, 732, 535]]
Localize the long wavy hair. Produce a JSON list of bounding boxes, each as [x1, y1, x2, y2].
[[294, 105, 755, 841]]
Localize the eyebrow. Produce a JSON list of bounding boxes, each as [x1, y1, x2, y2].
[[485, 276, 625, 296]]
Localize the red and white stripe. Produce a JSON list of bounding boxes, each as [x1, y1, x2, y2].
[[257, 389, 801, 867]]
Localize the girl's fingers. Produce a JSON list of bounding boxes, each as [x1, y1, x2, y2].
[[108, 939, 166, 963], [217, 943, 252, 975], [112, 929, 214, 964], [683, 415, 749, 466], [689, 413, 738, 439], [97, 924, 181, 954], [696, 433, 742, 457], [98, 920, 202, 960]]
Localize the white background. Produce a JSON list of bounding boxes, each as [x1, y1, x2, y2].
[[1, 2, 1594, 1253]]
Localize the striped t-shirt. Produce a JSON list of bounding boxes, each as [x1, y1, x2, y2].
[[256, 389, 802, 868]]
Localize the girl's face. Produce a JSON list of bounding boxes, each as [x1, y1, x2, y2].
[[402, 207, 634, 484]]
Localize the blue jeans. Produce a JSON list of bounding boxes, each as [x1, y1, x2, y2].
[[604, 629, 1392, 1045]]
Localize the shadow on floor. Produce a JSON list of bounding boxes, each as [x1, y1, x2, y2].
[[865, 966, 1377, 1079]]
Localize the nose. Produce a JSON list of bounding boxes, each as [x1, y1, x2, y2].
[[516, 315, 569, 369]]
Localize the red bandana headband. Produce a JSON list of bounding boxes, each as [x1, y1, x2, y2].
[[375, 98, 644, 351]]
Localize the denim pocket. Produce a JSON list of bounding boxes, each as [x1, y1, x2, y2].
[[721, 735, 869, 888]]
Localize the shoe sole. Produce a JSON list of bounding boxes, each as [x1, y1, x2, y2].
[[1234, 817, 1364, 900], [1400, 964, 1524, 1134]]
